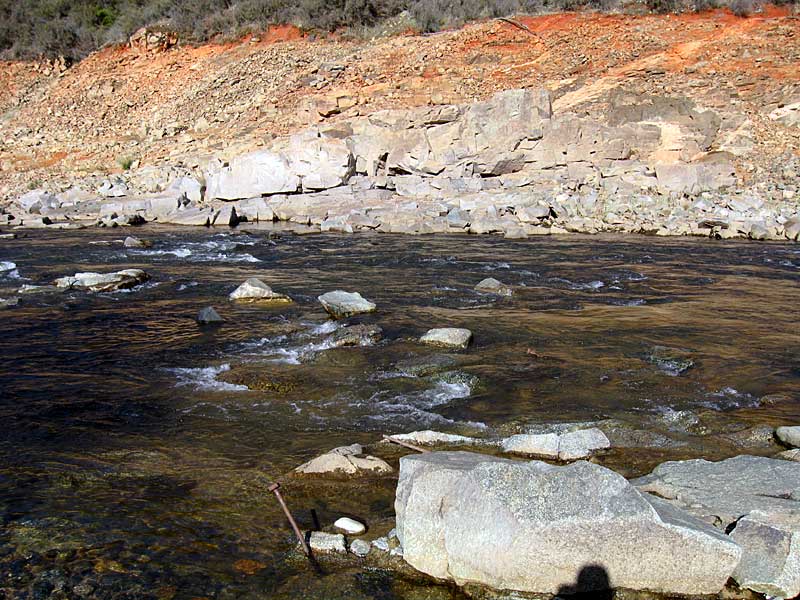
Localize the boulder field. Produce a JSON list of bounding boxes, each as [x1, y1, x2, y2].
[[5, 88, 799, 241]]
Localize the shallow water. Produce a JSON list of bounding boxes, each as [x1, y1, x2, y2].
[[1, 227, 799, 598]]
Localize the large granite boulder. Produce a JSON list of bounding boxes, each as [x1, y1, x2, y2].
[[205, 150, 299, 200], [395, 451, 740, 595]]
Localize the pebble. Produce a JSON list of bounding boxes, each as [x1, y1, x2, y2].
[[349, 539, 371, 557], [334, 517, 366, 535], [371, 537, 390, 552], [196, 306, 223, 324]]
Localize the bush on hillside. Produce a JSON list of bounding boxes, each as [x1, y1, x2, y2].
[[0, 0, 795, 61]]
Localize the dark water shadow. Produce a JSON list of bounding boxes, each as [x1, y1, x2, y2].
[[556, 564, 612, 599]]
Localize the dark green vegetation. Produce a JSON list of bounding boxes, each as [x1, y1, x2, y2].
[[0, 0, 795, 61]]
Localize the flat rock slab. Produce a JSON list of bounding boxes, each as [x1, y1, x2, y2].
[[391, 430, 479, 446], [396, 451, 739, 595], [318, 290, 376, 319], [419, 328, 473, 349], [309, 531, 346, 553], [501, 428, 610, 460], [54, 269, 149, 292], [229, 278, 291, 303], [633, 455, 800, 527], [730, 509, 800, 598]]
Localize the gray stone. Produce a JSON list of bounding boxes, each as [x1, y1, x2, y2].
[[206, 150, 299, 200], [502, 433, 559, 458], [633, 455, 800, 527], [730, 510, 800, 598], [15, 190, 58, 214], [396, 452, 740, 595], [309, 531, 346, 554], [776, 426, 800, 448], [350, 539, 371, 557], [474, 277, 512, 296], [229, 278, 291, 303], [196, 306, 223, 324], [160, 207, 214, 226], [419, 328, 473, 350], [558, 428, 611, 460], [318, 290, 376, 319], [166, 176, 203, 203], [54, 269, 149, 292]]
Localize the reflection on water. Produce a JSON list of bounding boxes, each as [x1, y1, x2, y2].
[[1, 227, 799, 598]]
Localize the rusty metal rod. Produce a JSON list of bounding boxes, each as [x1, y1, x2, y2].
[[268, 482, 310, 556], [382, 435, 431, 453]]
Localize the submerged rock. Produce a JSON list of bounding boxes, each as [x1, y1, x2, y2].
[[419, 328, 473, 350], [474, 277, 513, 296], [196, 306, 224, 324], [229, 278, 291, 303], [54, 269, 149, 292], [0, 297, 19, 309], [395, 451, 740, 595], [318, 290, 376, 319], [328, 324, 382, 347], [295, 444, 392, 476], [730, 510, 800, 598], [648, 345, 694, 376]]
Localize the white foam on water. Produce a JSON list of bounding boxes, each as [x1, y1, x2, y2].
[[701, 387, 759, 410], [308, 320, 340, 335], [177, 281, 199, 291], [168, 364, 248, 392]]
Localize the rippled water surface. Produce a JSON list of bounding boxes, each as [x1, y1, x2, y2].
[[1, 227, 799, 598]]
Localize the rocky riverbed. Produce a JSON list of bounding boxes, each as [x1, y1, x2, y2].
[[1, 227, 799, 598]]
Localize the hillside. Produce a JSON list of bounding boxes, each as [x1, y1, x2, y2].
[[0, 7, 798, 205]]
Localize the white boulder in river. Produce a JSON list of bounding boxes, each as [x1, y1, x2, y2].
[[419, 328, 473, 349], [54, 269, 149, 292], [501, 428, 610, 460], [395, 451, 740, 595], [229, 278, 291, 303], [318, 290, 376, 319]]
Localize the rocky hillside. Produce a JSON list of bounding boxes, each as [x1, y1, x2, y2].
[[0, 7, 799, 238]]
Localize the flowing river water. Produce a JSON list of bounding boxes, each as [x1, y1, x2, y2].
[[1, 227, 799, 599]]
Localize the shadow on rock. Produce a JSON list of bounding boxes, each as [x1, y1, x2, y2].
[[556, 564, 612, 599]]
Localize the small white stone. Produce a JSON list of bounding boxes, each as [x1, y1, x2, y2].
[[371, 537, 390, 552], [334, 517, 366, 535], [419, 327, 473, 349]]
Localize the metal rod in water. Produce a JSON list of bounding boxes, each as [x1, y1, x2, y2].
[[268, 482, 310, 556]]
